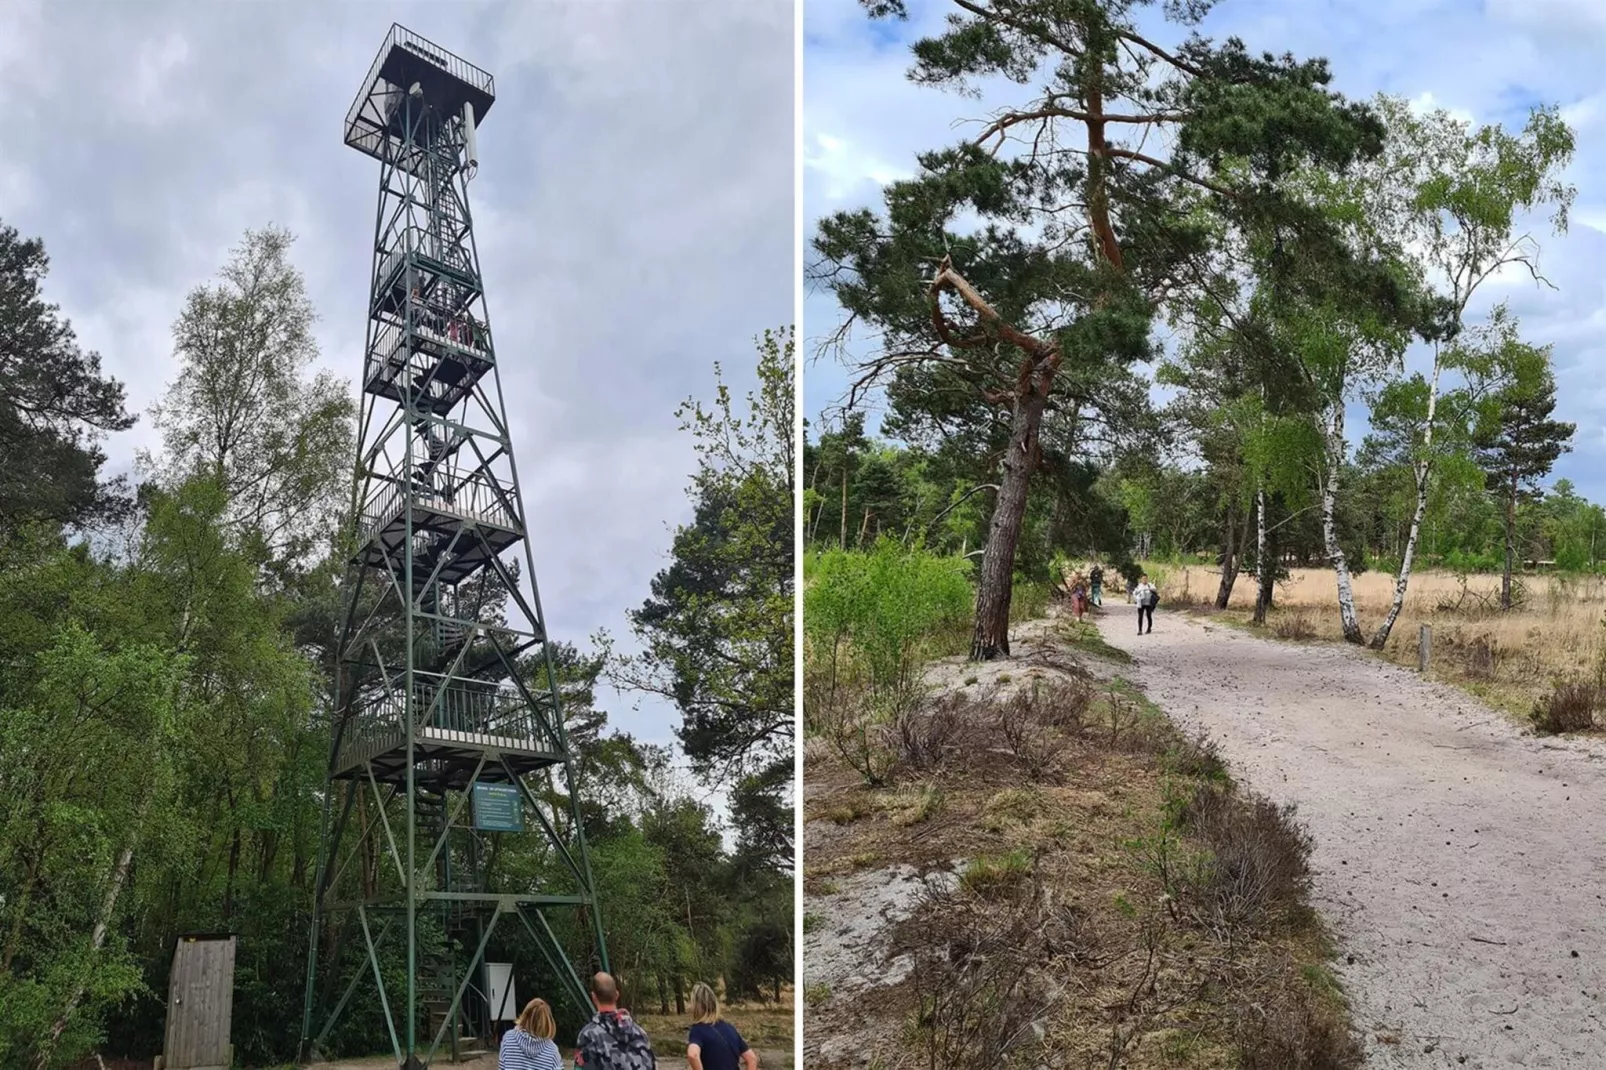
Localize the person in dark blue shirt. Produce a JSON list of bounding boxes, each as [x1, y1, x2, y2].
[[685, 983, 756, 1070]]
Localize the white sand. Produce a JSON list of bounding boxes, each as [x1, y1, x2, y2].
[[1095, 609, 1606, 1067]]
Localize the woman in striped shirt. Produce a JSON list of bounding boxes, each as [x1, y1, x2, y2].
[[498, 997, 563, 1070]]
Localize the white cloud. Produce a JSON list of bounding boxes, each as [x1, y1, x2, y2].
[[1407, 90, 1476, 125]]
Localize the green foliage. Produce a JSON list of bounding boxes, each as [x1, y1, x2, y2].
[[0, 221, 135, 534], [611, 329, 795, 870], [0, 317, 794, 1062], [142, 226, 355, 573], [805, 541, 974, 708]]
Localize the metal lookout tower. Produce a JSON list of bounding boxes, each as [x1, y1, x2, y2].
[[300, 26, 608, 1068]]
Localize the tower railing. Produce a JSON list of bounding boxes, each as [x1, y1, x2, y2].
[[334, 670, 556, 775], [343, 24, 494, 164], [376, 226, 478, 298], [357, 471, 521, 550]]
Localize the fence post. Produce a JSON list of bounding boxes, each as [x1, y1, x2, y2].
[[1419, 624, 1432, 673]]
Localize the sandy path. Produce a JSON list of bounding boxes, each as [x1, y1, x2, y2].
[[1094, 609, 1606, 1068], [318, 1047, 792, 1069]]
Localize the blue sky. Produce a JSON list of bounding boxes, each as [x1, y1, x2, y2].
[[803, 0, 1606, 502], [0, 0, 793, 769]]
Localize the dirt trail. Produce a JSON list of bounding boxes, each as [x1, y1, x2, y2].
[[1095, 608, 1606, 1067]]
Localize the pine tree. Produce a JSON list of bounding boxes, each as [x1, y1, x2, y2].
[[0, 222, 135, 534], [1476, 368, 1574, 610]]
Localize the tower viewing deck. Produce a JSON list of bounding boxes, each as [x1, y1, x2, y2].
[[344, 25, 494, 168]]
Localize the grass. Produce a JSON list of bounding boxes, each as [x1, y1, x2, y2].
[[1152, 563, 1605, 725]]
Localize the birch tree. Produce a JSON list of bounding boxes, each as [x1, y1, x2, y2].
[[144, 226, 354, 572], [1358, 96, 1573, 648]]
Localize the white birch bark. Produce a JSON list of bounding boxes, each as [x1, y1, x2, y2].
[[1253, 484, 1270, 624], [1371, 351, 1443, 648], [1320, 403, 1365, 644], [33, 801, 148, 1070]]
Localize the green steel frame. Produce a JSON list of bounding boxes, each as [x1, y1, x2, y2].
[[299, 26, 609, 1069]]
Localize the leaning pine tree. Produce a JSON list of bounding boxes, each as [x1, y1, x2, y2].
[[814, 0, 1401, 659]]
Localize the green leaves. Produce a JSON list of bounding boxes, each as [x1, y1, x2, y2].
[[144, 226, 356, 575], [0, 221, 135, 533], [804, 540, 975, 707], [612, 329, 795, 869]]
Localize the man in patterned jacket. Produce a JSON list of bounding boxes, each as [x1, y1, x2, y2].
[[573, 972, 656, 1069]]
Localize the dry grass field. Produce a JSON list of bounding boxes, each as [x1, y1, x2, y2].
[[1143, 563, 1605, 720]]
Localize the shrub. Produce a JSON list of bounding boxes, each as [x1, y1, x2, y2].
[[1234, 981, 1364, 1070], [1533, 681, 1598, 734], [903, 887, 1078, 1070], [1163, 731, 1228, 782], [994, 691, 1067, 781], [888, 698, 963, 771], [1009, 578, 1053, 623], [1036, 677, 1094, 732], [804, 540, 974, 710], [1177, 783, 1314, 935], [1275, 613, 1316, 640]]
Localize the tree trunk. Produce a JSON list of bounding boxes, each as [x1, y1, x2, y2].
[[658, 975, 670, 1015], [2, 845, 42, 972], [970, 387, 1047, 660], [1502, 471, 1517, 611], [674, 976, 686, 1016], [1371, 352, 1442, 649], [1320, 405, 1364, 644], [1253, 486, 1271, 625], [1215, 500, 1254, 609], [806, 459, 824, 543], [33, 808, 146, 1070], [1370, 456, 1430, 649], [223, 824, 241, 922], [1215, 505, 1238, 609], [839, 468, 848, 552]]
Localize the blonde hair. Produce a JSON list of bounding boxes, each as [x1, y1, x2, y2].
[[689, 982, 721, 1024], [516, 997, 556, 1040]]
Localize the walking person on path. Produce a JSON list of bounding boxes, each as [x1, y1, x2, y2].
[[1134, 575, 1157, 635], [685, 983, 758, 1070], [574, 972, 656, 1069], [1089, 563, 1103, 607], [498, 998, 563, 1070], [1069, 573, 1088, 622]]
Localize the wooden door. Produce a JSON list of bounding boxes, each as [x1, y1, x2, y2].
[[164, 936, 236, 1070]]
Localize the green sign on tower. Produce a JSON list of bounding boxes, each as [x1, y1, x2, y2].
[[472, 783, 525, 832]]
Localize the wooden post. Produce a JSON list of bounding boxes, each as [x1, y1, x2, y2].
[[1419, 624, 1432, 673]]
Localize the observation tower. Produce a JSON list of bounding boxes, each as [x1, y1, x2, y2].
[[299, 26, 608, 1068]]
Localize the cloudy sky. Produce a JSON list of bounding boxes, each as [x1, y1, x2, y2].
[[804, 0, 1606, 503], [0, 0, 794, 760]]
